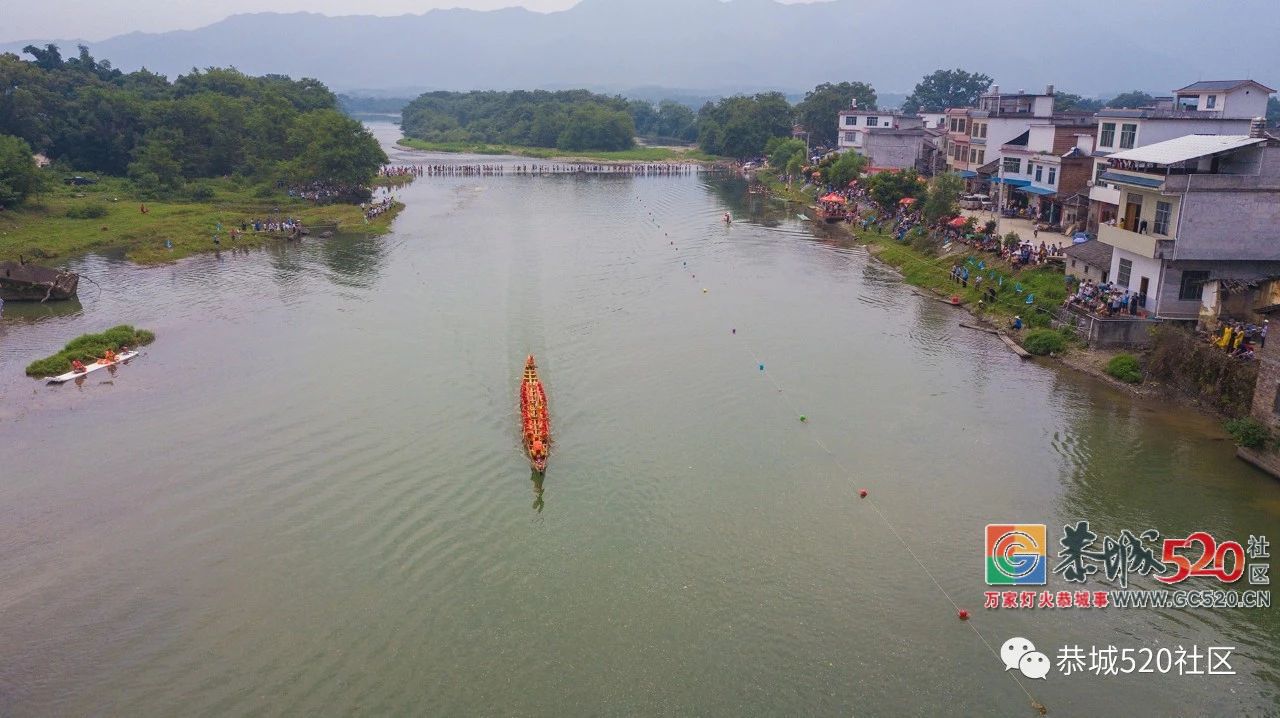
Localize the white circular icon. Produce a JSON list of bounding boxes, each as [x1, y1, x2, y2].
[[1018, 651, 1051, 679], [1000, 637, 1036, 672]]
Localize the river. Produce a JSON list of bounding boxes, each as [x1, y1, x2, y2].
[[0, 122, 1276, 716]]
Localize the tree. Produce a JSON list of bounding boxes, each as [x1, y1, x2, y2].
[[865, 169, 923, 210], [766, 137, 806, 171], [697, 93, 792, 158], [901, 69, 993, 113], [1054, 92, 1104, 113], [922, 172, 964, 223], [286, 109, 387, 192], [795, 81, 877, 148], [655, 100, 697, 142], [825, 151, 867, 189], [127, 130, 185, 197], [1106, 91, 1155, 109], [21, 44, 64, 71], [0, 134, 42, 207], [1267, 96, 1279, 127]]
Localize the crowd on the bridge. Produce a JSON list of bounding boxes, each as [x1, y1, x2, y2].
[[379, 165, 424, 178], [405, 162, 701, 177]]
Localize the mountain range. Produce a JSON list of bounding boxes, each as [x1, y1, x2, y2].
[[4, 0, 1277, 98]]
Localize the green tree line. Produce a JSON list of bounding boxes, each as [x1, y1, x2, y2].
[[401, 90, 639, 152], [0, 44, 386, 202]]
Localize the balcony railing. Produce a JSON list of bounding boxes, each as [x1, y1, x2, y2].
[[1098, 223, 1158, 258]]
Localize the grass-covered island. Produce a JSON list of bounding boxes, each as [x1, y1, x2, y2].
[[25, 325, 155, 377], [0, 46, 393, 265]]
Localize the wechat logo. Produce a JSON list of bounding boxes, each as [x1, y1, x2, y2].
[[1000, 637, 1050, 679]]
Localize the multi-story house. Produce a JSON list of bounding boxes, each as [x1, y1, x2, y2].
[[944, 85, 1059, 189], [990, 119, 1096, 228], [1087, 79, 1274, 228], [836, 100, 923, 153], [1092, 123, 1280, 322]]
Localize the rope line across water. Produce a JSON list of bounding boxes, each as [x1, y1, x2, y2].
[[632, 192, 1048, 716]]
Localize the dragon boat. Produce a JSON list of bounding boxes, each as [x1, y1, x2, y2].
[[520, 355, 550, 473]]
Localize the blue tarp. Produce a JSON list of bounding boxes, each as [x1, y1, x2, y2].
[[1018, 185, 1056, 196], [990, 177, 1030, 187], [957, 170, 978, 178]]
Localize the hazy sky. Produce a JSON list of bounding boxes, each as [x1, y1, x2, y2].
[[3, 0, 818, 43]]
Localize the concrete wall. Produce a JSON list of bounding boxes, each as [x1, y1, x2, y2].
[[1171, 186, 1280, 262], [1065, 256, 1108, 282], [1222, 86, 1270, 119], [1109, 248, 1163, 308], [1061, 307, 1161, 348], [863, 132, 923, 170]]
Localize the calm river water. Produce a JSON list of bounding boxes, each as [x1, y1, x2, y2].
[[0, 122, 1276, 716]]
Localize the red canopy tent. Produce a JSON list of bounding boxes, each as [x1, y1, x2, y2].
[[947, 216, 968, 228], [899, 197, 917, 206], [820, 193, 847, 203]]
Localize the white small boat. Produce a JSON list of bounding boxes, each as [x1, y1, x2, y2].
[[47, 351, 140, 384]]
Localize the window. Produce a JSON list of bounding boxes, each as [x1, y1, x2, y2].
[[1272, 385, 1280, 415], [844, 116, 856, 126], [979, 123, 987, 139], [949, 118, 957, 132], [1099, 122, 1116, 147], [1034, 165, 1043, 182], [1206, 95, 1217, 109], [1117, 258, 1133, 286], [958, 119, 966, 133], [976, 150, 985, 164], [970, 148, 978, 163], [844, 132, 856, 143], [866, 116, 879, 127], [1178, 270, 1209, 301], [1047, 167, 1056, 185], [1003, 157, 1021, 174], [1119, 123, 1137, 149], [1154, 201, 1171, 235]]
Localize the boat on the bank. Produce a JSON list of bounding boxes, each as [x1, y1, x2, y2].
[[519, 355, 551, 473], [46, 351, 140, 384], [0, 261, 79, 302]]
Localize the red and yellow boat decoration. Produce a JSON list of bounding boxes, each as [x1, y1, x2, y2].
[[520, 355, 550, 473]]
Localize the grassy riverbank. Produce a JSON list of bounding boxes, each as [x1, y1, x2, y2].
[[0, 175, 401, 265], [397, 138, 720, 162], [754, 170, 816, 205], [25, 324, 155, 377]]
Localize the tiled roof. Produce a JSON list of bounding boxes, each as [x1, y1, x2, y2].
[[1175, 80, 1276, 93], [1064, 240, 1114, 268]]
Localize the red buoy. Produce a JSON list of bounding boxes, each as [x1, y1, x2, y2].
[[858, 489, 868, 498], [957, 609, 970, 620]]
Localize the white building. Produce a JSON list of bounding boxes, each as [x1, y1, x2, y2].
[[1087, 79, 1274, 227], [837, 99, 923, 153], [1092, 128, 1280, 322]]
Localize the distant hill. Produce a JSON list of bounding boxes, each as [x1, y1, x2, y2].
[[4, 0, 1276, 97]]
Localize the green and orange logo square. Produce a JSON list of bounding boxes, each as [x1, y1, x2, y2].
[[986, 524, 1048, 585]]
